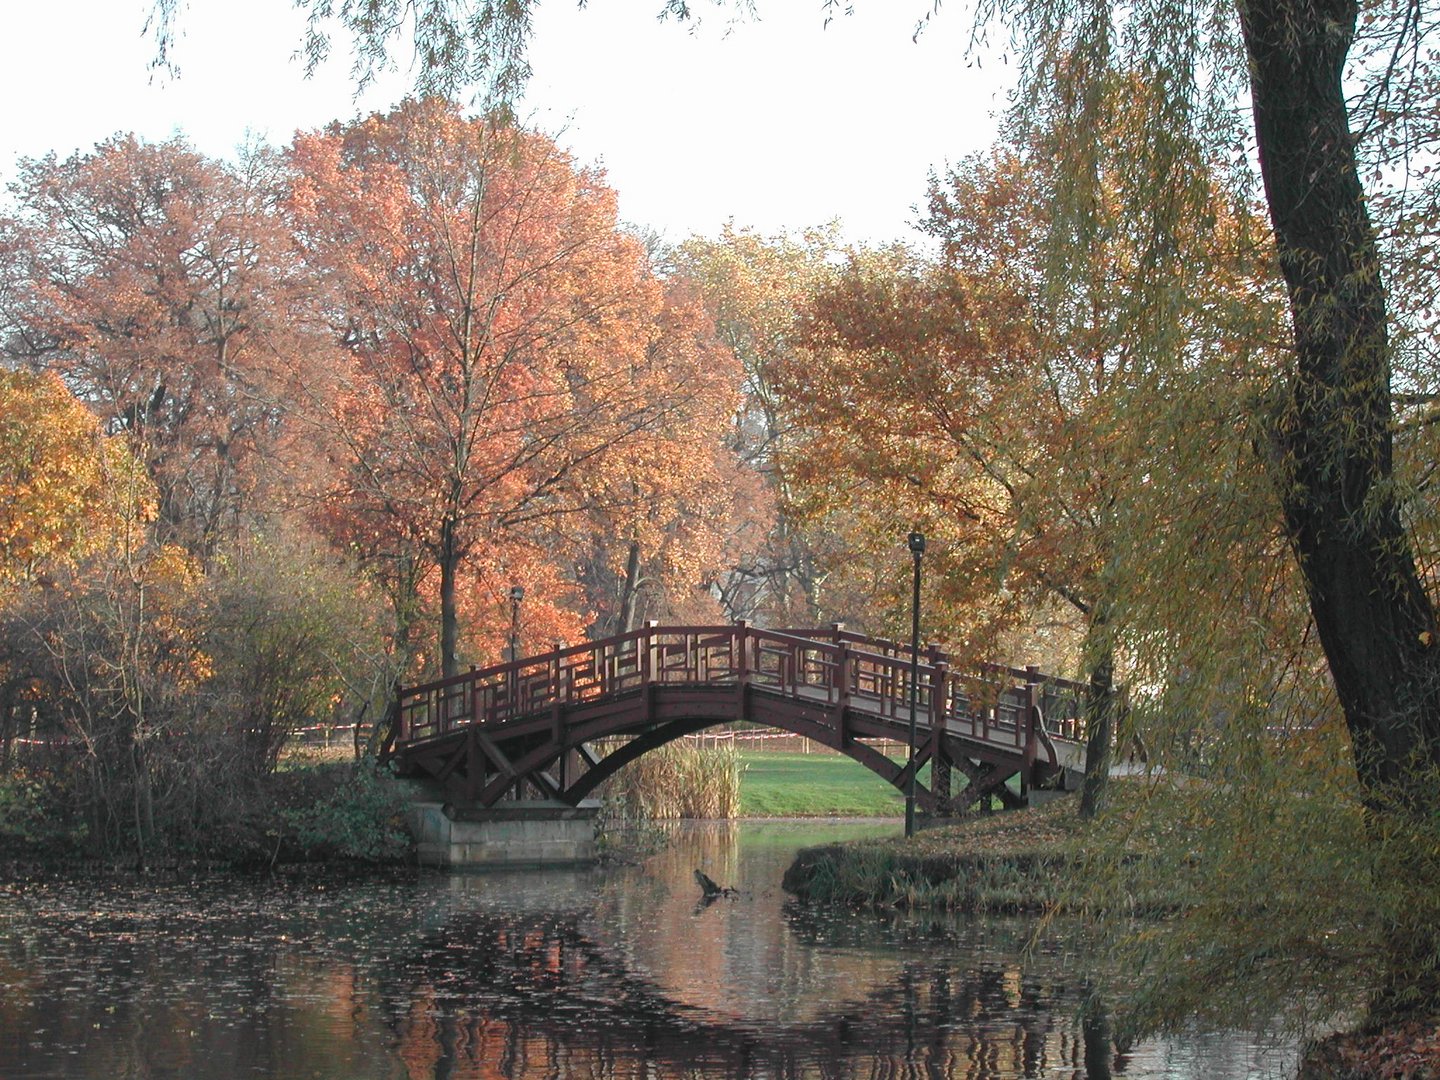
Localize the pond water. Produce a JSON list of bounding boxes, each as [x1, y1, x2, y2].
[[0, 821, 1298, 1079]]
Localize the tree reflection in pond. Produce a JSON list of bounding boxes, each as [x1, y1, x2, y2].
[[0, 823, 1296, 1079], [381, 906, 1086, 1077]]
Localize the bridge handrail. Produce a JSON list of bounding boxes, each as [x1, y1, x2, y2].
[[398, 625, 1094, 701], [396, 623, 748, 745], [775, 627, 1091, 695], [392, 622, 1088, 752], [769, 629, 1090, 740]]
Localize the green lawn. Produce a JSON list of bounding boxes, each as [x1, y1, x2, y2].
[[739, 750, 914, 817]]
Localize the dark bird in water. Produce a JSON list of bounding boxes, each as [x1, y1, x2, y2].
[[694, 869, 738, 901]]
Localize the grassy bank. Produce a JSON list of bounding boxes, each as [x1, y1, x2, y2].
[[778, 781, 1201, 914], [736, 748, 1023, 818], [780, 793, 1087, 911], [738, 746, 1091, 910]]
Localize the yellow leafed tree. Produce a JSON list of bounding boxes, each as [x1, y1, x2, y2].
[[0, 369, 154, 585]]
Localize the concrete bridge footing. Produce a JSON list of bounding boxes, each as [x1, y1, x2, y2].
[[409, 799, 600, 868]]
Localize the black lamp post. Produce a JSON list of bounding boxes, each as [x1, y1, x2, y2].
[[508, 584, 525, 663], [905, 530, 925, 838]]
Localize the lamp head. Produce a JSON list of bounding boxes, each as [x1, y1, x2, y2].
[[510, 584, 525, 602], [907, 531, 926, 555]]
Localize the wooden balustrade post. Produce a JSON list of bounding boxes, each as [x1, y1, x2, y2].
[[467, 664, 478, 725], [1022, 666, 1043, 792], [1027, 665, 1044, 742], [830, 621, 846, 645], [734, 620, 751, 725], [551, 694, 565, 777], [835, 642, 851, 748], [645, 620, 660, 686]]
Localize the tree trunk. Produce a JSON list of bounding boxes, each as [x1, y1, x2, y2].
[[1240, 0, 1440, 1019], [1242, 0, 1440, 801], [131, 740, 151, 869], [439, 517, 461, 680], [617, 538, 643, 634], [0, 681, 14, 771], [1079, 644, 1115, 820]]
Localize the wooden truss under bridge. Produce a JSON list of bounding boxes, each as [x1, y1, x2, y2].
[[382, 624, 1093, 815]]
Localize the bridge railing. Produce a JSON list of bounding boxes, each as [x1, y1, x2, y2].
[[773, 626, 1088, 739], [394, 623, 1089, 752], [396, 624, 749, 744]]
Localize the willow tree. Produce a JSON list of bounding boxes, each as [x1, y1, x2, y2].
[[992, 0, 1440, 1022], [776, 116, 1288, 811], [980, 0, 1440, 763]]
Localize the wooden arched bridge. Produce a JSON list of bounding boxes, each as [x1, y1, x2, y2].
[[383, 624, 1092, 816]]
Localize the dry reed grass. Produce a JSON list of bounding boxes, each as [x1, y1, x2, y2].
[[601, 740, 742, 819]]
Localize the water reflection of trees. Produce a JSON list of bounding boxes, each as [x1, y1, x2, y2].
[[380, 907, 1110, 1079], [0, 849, 1130, 1080]]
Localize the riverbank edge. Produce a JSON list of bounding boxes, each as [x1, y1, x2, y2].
[[780, 839, 1075, 913], [778, 795, 1096, 914], [777, 799, 1440, 1079], [1294, 1020, 1440, 1079]]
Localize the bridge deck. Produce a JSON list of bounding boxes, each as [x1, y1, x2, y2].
[[386, 624, 1092, 812]]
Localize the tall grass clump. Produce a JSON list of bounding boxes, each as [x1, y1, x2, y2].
[[602, 739, 742, 820]]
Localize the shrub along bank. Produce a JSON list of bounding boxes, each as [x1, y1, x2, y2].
[[0, 756, 411, 872], [599, 740, 743, 820]]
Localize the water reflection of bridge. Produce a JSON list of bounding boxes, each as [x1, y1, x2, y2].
[[381, 905, 1112, 1080], [386, 624, 1093, 815]]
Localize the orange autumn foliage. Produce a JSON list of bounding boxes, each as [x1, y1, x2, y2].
[[288, 99, 746, 674], [777, 136, 1289, 673]]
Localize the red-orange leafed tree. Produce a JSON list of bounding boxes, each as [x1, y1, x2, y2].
[[288, 99, 705, 677], [0, 137, 329, 557], [572, 279, 749, 635]]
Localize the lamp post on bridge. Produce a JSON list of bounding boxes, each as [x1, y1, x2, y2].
[[508, 584, 525, 664], [905, 530, 925, 839]]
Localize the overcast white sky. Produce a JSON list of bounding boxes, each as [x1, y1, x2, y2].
[[1, 1, 1015, 245]]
